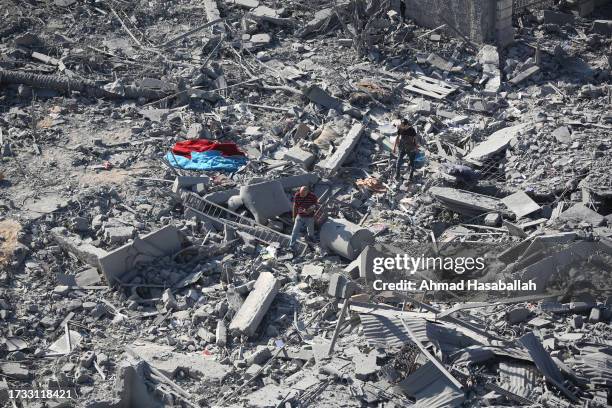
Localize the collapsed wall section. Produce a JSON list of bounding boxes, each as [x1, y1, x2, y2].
[[403, 0, 498, 44]]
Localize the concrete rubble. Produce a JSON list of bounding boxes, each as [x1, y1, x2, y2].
[[0, 0, 611, 407]]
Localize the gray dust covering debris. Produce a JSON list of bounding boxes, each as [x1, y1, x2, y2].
[[0, 0, 611, 407]]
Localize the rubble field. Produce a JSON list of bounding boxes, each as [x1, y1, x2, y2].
[[1, 0, 611, 407]]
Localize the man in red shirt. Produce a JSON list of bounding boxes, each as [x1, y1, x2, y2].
[[290, 186, 318, 247]]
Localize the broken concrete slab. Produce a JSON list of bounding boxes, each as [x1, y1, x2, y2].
[[430, 187, 505, 217], [316, 123, 364, 174], [203, 0, 225, 34], [228, 0, 259, 8], [303, 85, 342, 111], [51, 227, 108, 269], [98, 225, 183, 285], [509, 66, 540, 85], [128, 342, 230, 382], [48, 330, 83, 355], [465, 123, 529, 162], [558, 203, 605, 226], [552, 126, 571, 144], [239, 180, 292, 224], [501, 191, 541, 219], [320, 218, 374, 260], [283, 146, 316, 170], [328, 273, 359, 298], [229, 272, 279, 337], [0, 362, 30, 381]]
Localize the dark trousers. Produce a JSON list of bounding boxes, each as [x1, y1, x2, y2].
[[395, 150, 417, 180]]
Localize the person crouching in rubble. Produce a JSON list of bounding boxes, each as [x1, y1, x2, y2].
[[290, 186, 319, 249], [393, 120, 420, 181], [446, 163, 480, 188]]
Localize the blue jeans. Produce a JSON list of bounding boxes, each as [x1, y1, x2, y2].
[[290, 215, 315, 246], [395, 150, 417, 180]]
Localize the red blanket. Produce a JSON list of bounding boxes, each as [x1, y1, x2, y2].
[[172, 140, 245, 159]]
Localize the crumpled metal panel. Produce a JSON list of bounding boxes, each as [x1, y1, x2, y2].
[[498, 361, 538, 398], [395, 361, 465, 408], [518, 332, 577, 402], [359, 313, 476, 355], [359, 313, 426, 348]]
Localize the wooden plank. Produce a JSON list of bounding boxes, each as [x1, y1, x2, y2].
[[411, 77, 455, 94], [404, 85, 446, 99]]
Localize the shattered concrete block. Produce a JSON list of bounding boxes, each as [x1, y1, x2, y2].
[[244, 363, 262, 380], [172, 176, 211, 194], [162, 289, 178, 311], [128, 342, 229, 382], [250, 33, 271, 46], [283, 146, 316, 170], [506, 307, 531, 324], [229, 272, 279, 337], [501, 191, 541, 219], [186, 123, 205, 139], [353, 352, 379, 380], [465, 123, 529, 162], [197, 328, 215, 343], [103, 224, 135, 244], [51, 227, 108, 269], [552, 126, 571, 144], [98, 226, 183, 285], [589, 307, 601, 323], [509, 66, 540, 85], [558, 203, 605, 226], [320, 218, 374, 260], [216, 320, 227, 347], [229, 0, 259, 8], [0, 363, 30, 380], [303, 85, 342, 111], [328, 273, 358, 299], [301, 264, 324, 280], [484, 213, 501, 227], [316, 123, 364, 174], [239, 180, 292, 224], [246, 346, 272, 366]]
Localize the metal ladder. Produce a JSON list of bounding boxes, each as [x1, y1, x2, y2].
[[183, 192, 307, 253]]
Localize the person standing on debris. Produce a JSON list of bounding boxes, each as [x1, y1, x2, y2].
[[290, 186, 318, 248], [393, 120, 420, 181]]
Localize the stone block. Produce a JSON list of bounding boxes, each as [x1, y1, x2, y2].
[[229, 272, 278, 337], [283, 146, 316, 170], [240, 181, 292, 224]]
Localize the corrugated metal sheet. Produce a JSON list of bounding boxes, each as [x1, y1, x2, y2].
[[574, 351, 612, 383], [359, 314, 476, 354], [451, 345, 531, 365], [498, 361, 538, 398], [359, 314, 426, 348], [395, 361, 465, 408], [518, 332, 577, 402]]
